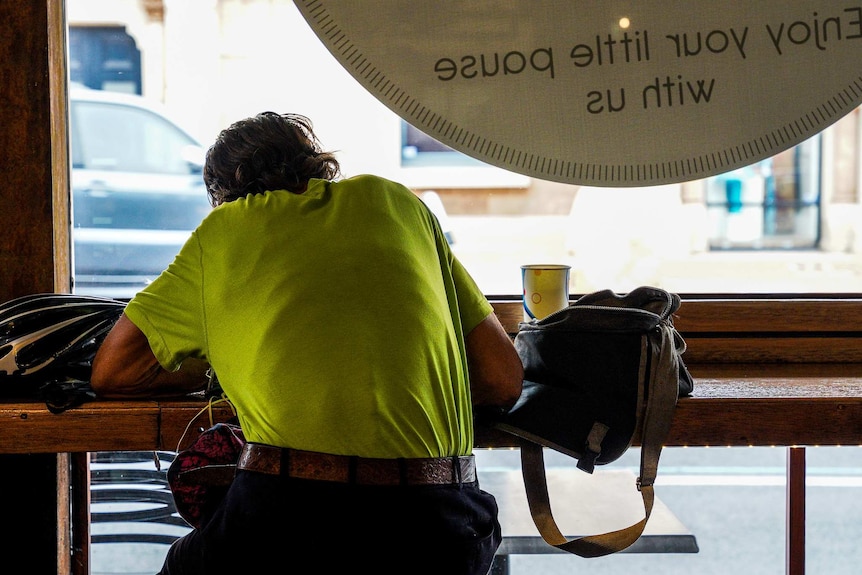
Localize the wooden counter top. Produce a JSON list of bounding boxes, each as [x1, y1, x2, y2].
[[2, 362, 861, 455]]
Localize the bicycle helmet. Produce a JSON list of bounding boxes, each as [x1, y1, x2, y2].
[[0, 293, 125, 379]]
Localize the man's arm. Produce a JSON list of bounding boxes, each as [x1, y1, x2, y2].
[[90, 314, 209, 398], [465, 312, 523, 410]]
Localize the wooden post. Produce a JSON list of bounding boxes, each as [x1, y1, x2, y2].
[[0, 1, 71, 573], [786, 447, 806, 575]]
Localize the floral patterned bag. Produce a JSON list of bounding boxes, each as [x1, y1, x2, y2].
[[167, 397, 245, 529]]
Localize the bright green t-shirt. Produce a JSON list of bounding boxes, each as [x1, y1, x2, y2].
[[124, 175, 492, 458]]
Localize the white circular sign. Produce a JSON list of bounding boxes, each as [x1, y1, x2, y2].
[[295, 1, 862, 186]]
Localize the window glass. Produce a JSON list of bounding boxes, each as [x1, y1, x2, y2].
[[69, 93, 210, 297], [400, 129, 843, 295], [62, 20, 860, 342], [73, 101, 198, 175], [66, 0, 862, 298], [704, 141, 822, 250], [401, 122, 484, 167], [69, 25, 141, 94]]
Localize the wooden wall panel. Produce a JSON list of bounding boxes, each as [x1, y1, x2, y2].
[[0, 2, 65, 574], [0, 1, 56, 301]]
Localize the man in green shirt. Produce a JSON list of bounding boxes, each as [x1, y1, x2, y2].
[[91, 111, 523, 575]]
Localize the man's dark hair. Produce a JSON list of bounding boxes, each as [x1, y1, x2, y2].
[[203, 111, 341, 205]]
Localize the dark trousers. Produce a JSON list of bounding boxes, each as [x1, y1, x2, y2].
[[159, 469, 502, 574]]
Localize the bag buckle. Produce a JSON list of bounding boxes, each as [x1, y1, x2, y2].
[[636, 476, 655, 491]]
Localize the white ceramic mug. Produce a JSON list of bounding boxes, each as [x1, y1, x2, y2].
[[521, 264, 571, 320]]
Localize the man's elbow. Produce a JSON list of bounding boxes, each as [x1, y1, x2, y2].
[[472, 364, 524, 411], [90, 357, 160, 398], [499, 367, 524, 409], [89, 354, 114, 396]]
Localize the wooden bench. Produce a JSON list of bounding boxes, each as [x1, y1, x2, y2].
[[1, 297, 861, 575]]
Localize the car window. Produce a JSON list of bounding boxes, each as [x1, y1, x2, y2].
[[72, 99, 198, 175]]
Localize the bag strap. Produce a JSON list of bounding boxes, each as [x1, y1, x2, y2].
[[175, 393, 237, 452], [519, 320, 680, 558], [520, 442, 656, 557]]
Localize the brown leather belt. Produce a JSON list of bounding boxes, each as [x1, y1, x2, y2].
[[237, 443, 476, 486]]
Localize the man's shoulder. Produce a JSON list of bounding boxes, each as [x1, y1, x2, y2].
[[338, 173, 411, 192]]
